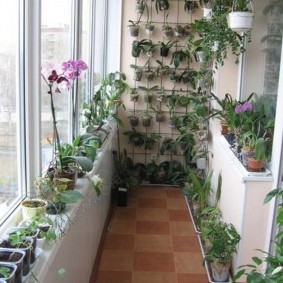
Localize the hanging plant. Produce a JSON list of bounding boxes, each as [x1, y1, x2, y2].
[[184, 0, 199, 14], [154, 0, 170, 13]]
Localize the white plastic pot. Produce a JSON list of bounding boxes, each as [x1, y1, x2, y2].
[[228, 12, 254, 32]]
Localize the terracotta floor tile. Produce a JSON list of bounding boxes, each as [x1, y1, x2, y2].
[[169, 221, 195, 236], [112, 207, 137, 219], [136, 220, 170, 235], [109, 219, 136, 234], [103, 234, 135, 250], [127, 196, 138, 208], [174, 252, 207, 274], [136, 208, 169, 222], [135, 234, 172, 252], [138, 198, 167, 208], [168, 210, 190, 222], [134, 251, 175, 272], [132, 271, 177, 283], [137, 188, 167, 199], [96, 271, 132, 283], [177, 273, 209, 283], [166, 198, 187, 210], [166, 189, 183, 199], [172, 236, 201, 252], [99, 250, 134, 271]]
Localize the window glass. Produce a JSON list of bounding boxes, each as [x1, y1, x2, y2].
[[0, 1, 21, 221], [41, 0, 72, 168]]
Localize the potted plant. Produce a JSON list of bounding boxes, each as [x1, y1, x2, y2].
[[145, 21, 155, 35], [0, 263, 17, 283], [174, 24, 185, 37], [139, 110, 153, 127], [144, 132, 161, 150], [184, 0, 199, 14], [199, 0, 214, 18], [155, 0, 170, 13], [138, 85, 159, 104], [0, 235, 33, 277], [41, 60, 92, 189], [159, 39, 178, 57], [176, 132, 195, 151], [0, 248, 25, 283], [233, 187, 283, 283], [162, 24, 174, 38], [170, 49, 191, 68], [128, 114, 139, 127], [20, 198, 47, 221], [160, 137, 178, 155], [228, 0, 254, 31], [130, 88, 139, 102], [156, 60, 171, 77], [131, 39, 148, 58], [130, 64, 143, 81], [205, 221, 241, 282], [140, 39, 157, 57], [123, 128, 146, 147], [128, 20, 140, 37], [35, 176, 82, 214]]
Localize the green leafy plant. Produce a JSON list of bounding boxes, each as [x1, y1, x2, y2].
[[0, 266, 12, 279], [233, 188, 283, 283], [160, 137, 178, 155]]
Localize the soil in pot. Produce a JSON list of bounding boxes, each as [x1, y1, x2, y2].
[[54, 168, 77, 190], [21, 199, 47, 221], [0, 239, 32, 276], [6, 228, 39, 265], [0, 249, 25, 283]]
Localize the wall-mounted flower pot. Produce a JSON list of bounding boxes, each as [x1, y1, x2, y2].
[[128, 116, 139, 127], [129, 26, 140, 37], [145, 24, 155, 35], [203, 8, 212, 19], [130, 93, 139, 102], [160, 47, 169, 57], [144, 93, 153, 103], [156, 111, 165, 122], [163, 27, 174, 38], [133, 70, 143, 81], [168, 118, 176, 128], [228, 12, 254, 32], [144, 70, 155, 81], [142, 117, 152, 127]]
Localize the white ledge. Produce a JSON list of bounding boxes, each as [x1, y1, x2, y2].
[[214, 136, 273, 183]]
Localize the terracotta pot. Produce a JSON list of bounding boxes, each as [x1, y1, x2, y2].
[[247, 157, 265, 171]]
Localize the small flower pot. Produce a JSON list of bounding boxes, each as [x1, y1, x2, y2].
[[241, 149, 255, 167], [129, 116, 139, 127], [210, 260, 231, 282], [144, 70, 154, 81], [160, 47, 170, 57], [144, 94, 153, 103], [129, 26, 140, 37], [168, 118, 176, 128], [142, 117, 152, 127], [156, 112, 165, 123], [133, 70, 142, 81], [21, 199, 47, 221], [163, 28, 174, 38], [145, 24, 155, 35], [247, 157, 265, 172], [0, 262, 17, 283], [0, 248, 25, 283], [130, 94, 139, 102]]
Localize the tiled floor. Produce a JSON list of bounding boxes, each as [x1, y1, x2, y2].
[[94, 185, 208, 283]]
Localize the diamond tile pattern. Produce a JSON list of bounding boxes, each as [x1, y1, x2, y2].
[[94, 186, 208, 283]]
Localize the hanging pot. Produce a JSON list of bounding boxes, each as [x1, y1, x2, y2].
[[203, 8, 212, 19], [129, 26, 140, 37], [133, 70, 142, 81], [196, 157, 206, 170], [129, 116, 139, 127], [142, 117, 152, 127], [160, 47, 170, 57], [156, 111, 165, 122], [228, 12, 254, 32]]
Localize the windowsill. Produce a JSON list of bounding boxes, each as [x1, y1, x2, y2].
[[214, 135, 273, 182], [0, 122, 117, 282]]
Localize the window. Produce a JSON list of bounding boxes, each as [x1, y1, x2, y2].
[[41, 0, 73, 168], [0, 0, 25, 222]]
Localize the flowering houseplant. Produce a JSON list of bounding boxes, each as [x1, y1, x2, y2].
[[41, 60, 93, 179]]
